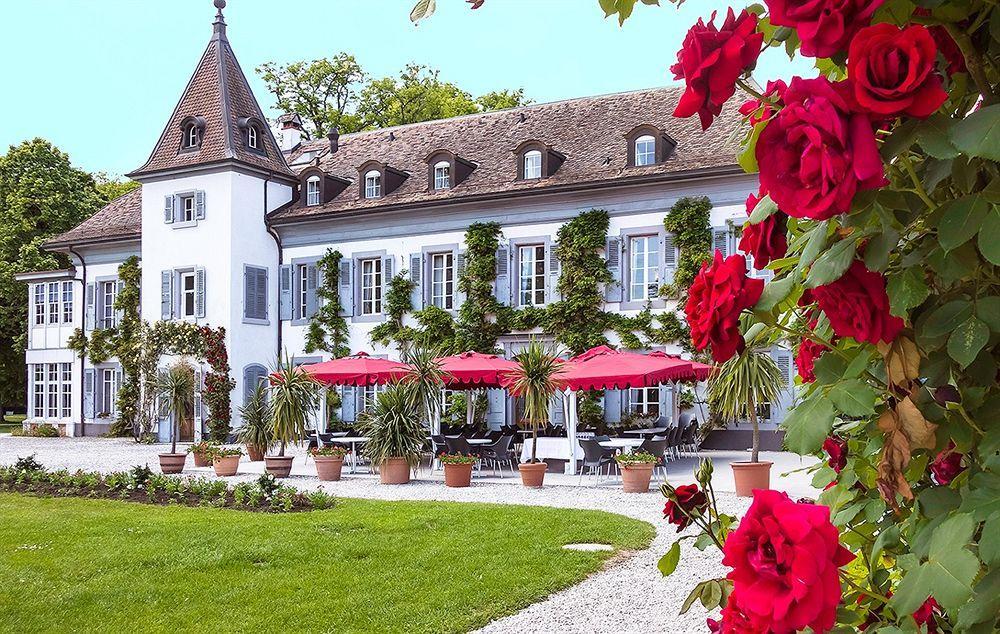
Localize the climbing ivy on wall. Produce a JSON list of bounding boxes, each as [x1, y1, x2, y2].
[[662, 195, 712, 300], [370, 272, 416, 347], [304, 249, 350, 358], [454, 222, 508, 353], [109, 256, 142, 436]]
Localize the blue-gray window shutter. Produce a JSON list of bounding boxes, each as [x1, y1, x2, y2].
[[486, 388, 506, 427], [85, 283, 96, 330], [340, 386, 356, 422], [339, 259, 354, 316], [305, 264, 318, 318], [455, 250, 466, 305], [712, 227, 730, 257], [195, 190, 206, 220], [160, 272, 173, 320], [164, 195, 174, 224], [547, 243, 560, 303], [195, 268, 206, 318], [604, 237, 623, 302], [279, 264, 292, 320], [243, 267, 254, 320], [243, 364, 266, 403], [549, 394, 565, 426], [603, 389, 622, 423], [94, 369, 104, 418], [409, 253, 423, 310], [773, 349, 792, 387], [663, 233, 677, 284], [83, 369, 95, 419], [256, 267, 268, 320], [193, 367, 203, 429], [494, 246, 510, 306], [382, 256, 394, 302]]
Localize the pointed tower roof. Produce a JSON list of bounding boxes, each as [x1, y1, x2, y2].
[[128, 1, 295, 181]]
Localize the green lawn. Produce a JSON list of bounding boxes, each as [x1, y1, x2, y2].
[[1, 414, 25, 433], [0, 493, 653, 633]]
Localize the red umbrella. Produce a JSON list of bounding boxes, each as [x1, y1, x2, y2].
[[301, 352, 410, 386], [436, 351, 520, 389], [559, 345, 707, 391]]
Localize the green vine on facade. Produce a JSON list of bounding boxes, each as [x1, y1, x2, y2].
[[108, 256, 142, 436], [663, 195, 712, 300], [370, 271, 416, 347], [455, 222, 507, 353], [304, 249, 350, 357]]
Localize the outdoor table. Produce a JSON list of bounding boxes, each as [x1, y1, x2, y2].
[[622, 427, 668, 438], [466, 438, 491, 446], [335, 436, 370, 473], [599, 438, 645, 452], [520, 437, 584, 462]]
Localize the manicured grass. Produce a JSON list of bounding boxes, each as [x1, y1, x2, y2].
[[0, 493, 653, 632], [1, 415, 25, 433]]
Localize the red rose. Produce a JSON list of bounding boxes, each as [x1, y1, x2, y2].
[[913, 9, 967, 75], [930, 441, 965, 485], [766, 0, 884, 58], [686, 251, 765, 363], [848, 23, 948, 119], [663, 483, 709, 531], [739, 79, 787, 125], [812, 260, 904, 345], [738, 189, 787, 268], [823, 436, 848, 474], [795, 337, 826, 383], [707, 592, 770, 633], [723, 490, 855, 633], [913, 597, 942, 633], [757, 76, 886, 221], [671, 8, 764, 130]]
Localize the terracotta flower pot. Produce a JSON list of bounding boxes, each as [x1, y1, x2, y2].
[[621, 462, 655, 493], [444, 462, 474, 488], [192, 450, 210, 468], [213, 455, 240, 477], [158, 453, 186, 474], [246, 445, 264, 462], [731, 461, 772, 497], [314, 456, 344, 482], [379, 457, 411, 484], [264, 455, 294, 478], [518, 461, 548, 488]]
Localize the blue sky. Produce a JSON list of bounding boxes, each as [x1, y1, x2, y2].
[[0, 0, 810, 177]]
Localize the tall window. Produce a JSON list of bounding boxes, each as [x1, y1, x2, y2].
[[360, 385, 380, 414], [100, 368, 117, 416], [101, 280, 117, 328], [33, 284, 45, 325], [33, 365, 44, 418], [364, 170, 382, 199], [635, 135, 656, 166], [629, 387, 660, 417], [629, 236, 660, 301], [306, 176, 321, 206], [360, 258, 383, 315], [518, 245, 546, 306], [60, 363, 72, 418], [180, 272, 197, 319], [47, 364, 59, 418], [430, 252, 454, 309], [62, 281, 73, 323], [248, 125, 259, 149], [298, 264, 309, 319], [47, 282, 59, 324], [181, 195, 196, 222], [523, 150, 542, 179], [186, 124, 199, 148], [433, 161, 451, 190]]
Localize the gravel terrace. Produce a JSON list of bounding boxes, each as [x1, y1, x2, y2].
[[0, 436, 819, 633]]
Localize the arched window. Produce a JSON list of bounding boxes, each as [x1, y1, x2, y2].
[[186, 124, 200, 149], [306, 176, 321, 206], [364, 170, 382, 199], [523, 150, 542, 180], [635, 135, 656, 166], [433, 160, 451, 190], [247, 125, 259, 149]]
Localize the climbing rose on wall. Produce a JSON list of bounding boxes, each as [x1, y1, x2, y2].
[[766, 0, 884, 58], [671, 8, 764, 130], [737, 189, 787, 268], [685, 251, 764, 363], [810, 260, 904, 345]]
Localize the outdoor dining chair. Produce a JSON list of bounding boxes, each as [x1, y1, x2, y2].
[[430, 435, 448, 473], [478, 435, 515, 477], [680, 422, 699, 457], [639, 436, 669, 482], [579, 438, 616, 486]]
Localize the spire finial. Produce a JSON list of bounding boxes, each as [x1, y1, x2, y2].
[[212, 0, 227, 39]]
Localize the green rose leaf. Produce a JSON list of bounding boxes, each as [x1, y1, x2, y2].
[[890, 513, 980, 614], [796, 221, 829, 272], [782, 394, 836, 454], [829, 379, 878, 417], [887, 267, 930, 317], [923, 300, 973, 338], [947, 315, 989, 368], [915, 113, 960, 159], [658, 541, 681, 577], [977, 296, 1000, 333], [949, 103, 1000, 161], [749, 194, 778, 224], [978, 207, 1000, 266], [938, 194, 990, 251], [805, 238, 857, 288], [738, 122, 766, 173], [980, 516, 1000, 566], [957, 568, 1000, 629], [754, 275, 796, 312]]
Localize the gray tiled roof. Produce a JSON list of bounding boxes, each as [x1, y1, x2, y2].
[[44, 189, 142, 248]]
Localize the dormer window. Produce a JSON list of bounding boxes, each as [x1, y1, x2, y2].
[[625, 125, 677, 167], [306, 176, 321, 206], [179, 115, 206, 151], [237, 117, 267, 156], [186, 124, 200, 149], [364, 170, 382, 199], [248, 125, 259, 149], [635, 135, 656, 166], [433, 161, 451, 190], [514, 141, 564, 181], [523, 151, 542, 180]]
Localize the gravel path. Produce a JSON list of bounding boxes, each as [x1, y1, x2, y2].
[[0, 436, 816, 633]]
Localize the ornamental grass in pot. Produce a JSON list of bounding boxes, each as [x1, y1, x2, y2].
[[237, 383, 272, 461], [504, 341, 565, 488], [355, 383, 424, 485], [310, 445, 349, 481], [616, 451, 658, 493], [187, 441, 216, 468], [440, 452, 476, 488], [209, 445, 243, 477], [156, 361, 195, 474], [265, 354, 320, 478], [707, 328, 783, 497]]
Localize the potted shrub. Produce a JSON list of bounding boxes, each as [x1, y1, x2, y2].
[[187, 440, 216, 468], [266, 354, 320, 478], [616, 451, 658, 493], [156, 362, 195, 474], [356, 383, 424, 484], [504, 341, 565, 488], [210, 446, 243, 477], [707, 331, 783, 497], [440, 452, 476, 487], [237, 383, 272, 461], [310, 445, 349, 481]]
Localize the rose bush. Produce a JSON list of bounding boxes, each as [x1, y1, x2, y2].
[[685, 252, 764, 362]]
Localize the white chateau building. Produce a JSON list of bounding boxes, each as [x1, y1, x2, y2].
[[18, 5, 794, 443]]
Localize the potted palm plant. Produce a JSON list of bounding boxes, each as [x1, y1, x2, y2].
[[156, 362, 195, 474], [400, 344, 446, 433], [266, 354, 320, 478], [615, 451, 658, 493], [237, 383, 272, 461], [310, 445, 349, 481], [505, 341, 565, 488], [210, 446, 243, 477], [707, 329, 783, 497], [356, 383, 425, 484]]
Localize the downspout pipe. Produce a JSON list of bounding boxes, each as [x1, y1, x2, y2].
[[68, 246, 86, 438]]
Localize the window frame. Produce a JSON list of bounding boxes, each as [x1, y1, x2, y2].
[[298, 263, 309, 321], [99, 367, 117, 417], [634, 134, 657, 167], [628, 386, 660, 417], [433, 160, 451, 190], [32, 365, 44, 419], [179, 271, 197, 320], [517, 244, 547, 307], [628, 234, 660, 303], [306, 176, 321, 206], [364, 170, 382, 199], [100, 279, 118, 328], [61, 281, 73, 323], [358, 257, 383, 316], [247, 125, 259, 149], [428, 251, 455, 310], [47, 282, 59, 325], [523, 150, 543, 180], [186, 123, 200, 149], [33, 284, 46, 326], [60, 363, 72, 419]]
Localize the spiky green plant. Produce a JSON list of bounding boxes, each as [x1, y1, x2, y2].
[[268, 354, 320, 456], [505, 341, 565, 463], [400, 344, 447, 433], [157, 361, 195, 455], [355, 383, 425, 469], [707, 342, 784, 463], [237, 383, 273, 453]]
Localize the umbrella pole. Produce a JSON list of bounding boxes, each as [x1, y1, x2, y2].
[[564, 389, 578, 475], [466, 390, 475, 428]]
